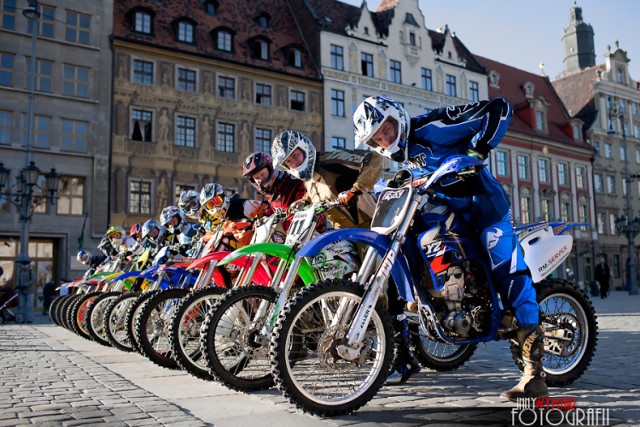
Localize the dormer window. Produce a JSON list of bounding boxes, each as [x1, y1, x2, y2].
[[131, 9, 153, 34], [364, 27, 369, 35], [523, 82, 535, 98], [617, 67, 624, 84], [250, 37, 270, 60], [176, 20, 195, 43], [255, 13, 270, 29], [489, 70, 500, 87], [572, 123, 582, 140], [409, 32, 416, 46], [285, 47, 302, 68], [536, 110, 546, 131], [204, 0, 217, 16], [212, 27, 234, 52]]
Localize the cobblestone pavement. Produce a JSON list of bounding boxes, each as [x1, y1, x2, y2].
[[0, 291, 638, 426]]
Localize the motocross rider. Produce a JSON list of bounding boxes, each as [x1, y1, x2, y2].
[[242, 151, 307, 231], [353, 96, 546, 399], [159, 205, 200, 249], [270, 130, 381, 229]]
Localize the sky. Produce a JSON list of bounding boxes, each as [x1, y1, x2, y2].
[[341, 0, 640, 82]]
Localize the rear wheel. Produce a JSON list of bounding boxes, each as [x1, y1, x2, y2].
[[169, 287, 227, 380], [84, 292, 120, 346], [510, 279, 598, 386], [410, 319, 477, 371], [270, 279, 393, 417]]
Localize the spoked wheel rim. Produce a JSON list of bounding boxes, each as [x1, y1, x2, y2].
[[284, 290, 387, 406], [146, 303, 175, 354], [539, 292, 588, 375], [110, 298, 135, 347], [91, 298, 114, 339], [178, 295, 221, 368], [213, 297, 270, 379]]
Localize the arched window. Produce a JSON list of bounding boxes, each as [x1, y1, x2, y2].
[[255, 13, 270, 29], [204, 0, 218, 16]]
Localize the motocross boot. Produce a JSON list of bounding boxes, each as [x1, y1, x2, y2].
[[386, 315, 421, 385], [501, 324, 549, 400]]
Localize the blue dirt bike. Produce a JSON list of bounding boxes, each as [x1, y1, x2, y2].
[[269, 155, 598, 416]]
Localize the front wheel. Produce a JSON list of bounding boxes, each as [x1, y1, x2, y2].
[[269, 278, 393, 417], [510, 279, 598, 386]]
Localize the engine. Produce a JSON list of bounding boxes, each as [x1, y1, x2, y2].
[[426, 261, 492, 338]]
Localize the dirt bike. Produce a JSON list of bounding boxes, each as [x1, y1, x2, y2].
[[199, 201, 361, 392], [269, 155, 598, 416]]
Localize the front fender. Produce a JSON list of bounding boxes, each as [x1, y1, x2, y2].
[[187, 251, 231, 271], [220, 242, 316, 286], [297, 229, 414, 302]]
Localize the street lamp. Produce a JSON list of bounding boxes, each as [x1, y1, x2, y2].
[[608, 105, 639, 295]]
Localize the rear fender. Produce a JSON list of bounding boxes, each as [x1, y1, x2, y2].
[[297, 229, 414, 301]]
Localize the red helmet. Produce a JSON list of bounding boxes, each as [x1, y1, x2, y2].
[[243, 152, 276, 193], [129, 223, 142, 237]]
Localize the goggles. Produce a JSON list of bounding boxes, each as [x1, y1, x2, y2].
[[204, 195, 225, 211]]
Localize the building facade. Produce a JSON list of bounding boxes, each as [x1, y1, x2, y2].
[[0, 0, 113, 305], [110, 0, 323, 227], [553, 5, 640, 291]]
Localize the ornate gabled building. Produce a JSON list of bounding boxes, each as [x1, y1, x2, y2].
[[477, 55, 597, 288], [110, 0, 322, 227], [553, 5, 640, 291], [288, 0, 487, 175]]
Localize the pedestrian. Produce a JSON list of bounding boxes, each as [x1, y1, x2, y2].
[[594, 256, 611, 299], [42, 279, 57, 316], [15, 256, 35, 324]]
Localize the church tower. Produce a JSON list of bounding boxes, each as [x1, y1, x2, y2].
[[561, 4, 596, 75]]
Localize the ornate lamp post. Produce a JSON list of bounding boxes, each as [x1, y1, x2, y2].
[[609, 105, 640, 295]]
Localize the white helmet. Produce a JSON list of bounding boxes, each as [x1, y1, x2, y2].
[[353, 96, 410, 162], [271, 130, 316, 181], [200, 183, 229, 215]]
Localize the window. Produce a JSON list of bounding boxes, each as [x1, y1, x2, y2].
[[32, 115, 51, 148], [617, 67, 624, 84], [332, 137, 346, 149], [633, 102, 639, 116], [134, 11, 151, 34], [252, 39, 269, 60], [469, 81, 480, 102], [606, 175, 615, 193], [65, 11, 90, 44], [517, 154, 529, 180], [604, 143, 612, 159], [133, 59, 153, 85], [579, 204, 588, 228], [409, 32, 416, 46], [176, 116, 196, 147], [421, 68, 432, 91], [330, 89, 345, 117], [215, 30, 233, 52], [177, 21, 194, 43], [204, 1, 216, 15], [619, 98, 626, 113], [560, 201, 571, 222], [255, 83, 271, 105], [56, 176, 84, 215], [538, 158, 549, 183], [290, 90, 305, 111], [541, 199, 553, 221], [61, 119, 88, 152], [0, 52, 13, 86], [593, 140, 600, 155], [28, 4, 54, 37], [62, 64, 89, 97], [256, 14, 269, 28], [558, 162, 568, 186], [635, 125, 640, 139], [26, 58, 52, 92], [131, 109, 152, 142], [177, 68, 196, 92], [287, 48, 302, 68], [445, 74, 456, 97], [520, 196, 532, 223], [129, 179, 151, 215], [594, 174, 602, 192], [596, 212, 605, 234], [536, 110, 546, 131], [1, 0, 16, 30], [572, 123, 581, 140], [495, 150, 509, 176], [609, 213, 616, 236], [255, 128, 271, 153], [330, 44, 343, 70], [217, 76, 235, 99], [361, 52, 373, 77], [390, 60, 401, 84], [576, 166, 586, 189], [216, 122, 234, 152], [0, 110, 10, 144]]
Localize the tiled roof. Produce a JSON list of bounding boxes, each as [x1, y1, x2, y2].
[[552, 65, 604, 129], [113, 0, 320, 80], [477, 55, 593, 150]]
